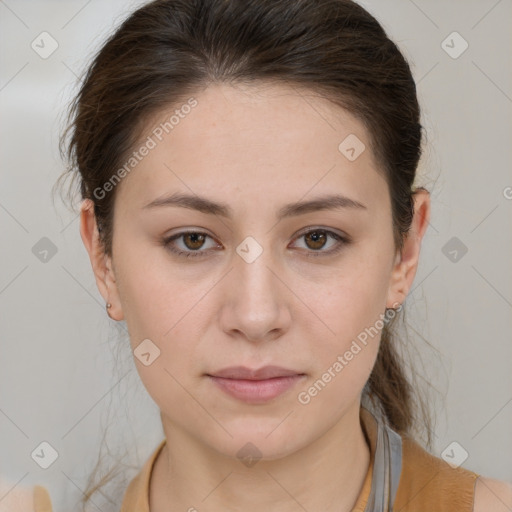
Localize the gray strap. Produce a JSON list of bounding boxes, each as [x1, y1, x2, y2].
[[386, 424, 403, 510], [363, 417, 403, 512]]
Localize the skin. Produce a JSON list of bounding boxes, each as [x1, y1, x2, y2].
[[0, 479, 52, 512], [79, 80, 501, 512]]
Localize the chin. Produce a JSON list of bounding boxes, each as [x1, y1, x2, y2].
[[202, 420, 309, 462]]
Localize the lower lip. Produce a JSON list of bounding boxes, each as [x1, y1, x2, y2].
[[207, 375, 306, 404]]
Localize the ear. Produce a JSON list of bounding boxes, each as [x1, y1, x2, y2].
[[79, 199, 124, 321], [386, 188, 431, 309]]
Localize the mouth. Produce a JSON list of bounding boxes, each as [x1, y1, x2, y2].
[[206, 366, 307, 404]]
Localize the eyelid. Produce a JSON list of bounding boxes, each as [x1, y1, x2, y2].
[[162, 226, 350, 259], [293, 225, 349, 241], [162, 229, 221, 258], [290, 226, 350, 258]]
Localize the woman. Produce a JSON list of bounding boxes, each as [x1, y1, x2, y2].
[[29, 0, 511, 510]]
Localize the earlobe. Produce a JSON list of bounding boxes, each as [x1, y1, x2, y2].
[[79, 199, 124, 321], [386, 188, 431, 309]]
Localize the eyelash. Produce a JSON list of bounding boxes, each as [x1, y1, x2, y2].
[[161, 228, 351, 259]]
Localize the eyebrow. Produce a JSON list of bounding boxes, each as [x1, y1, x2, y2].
[[143, 192, 367, 220]]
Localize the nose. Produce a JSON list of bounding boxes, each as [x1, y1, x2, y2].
[[217, 246, 292, 344]]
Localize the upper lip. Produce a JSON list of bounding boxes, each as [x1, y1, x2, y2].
[[208, 365, 304, 380]]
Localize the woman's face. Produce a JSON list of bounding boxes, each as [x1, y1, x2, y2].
[[83, 82, 425, 459]]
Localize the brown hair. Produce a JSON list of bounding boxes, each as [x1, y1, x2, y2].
[[56, 0, 437, 509]]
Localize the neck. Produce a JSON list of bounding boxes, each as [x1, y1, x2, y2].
[[150, 402, 371, 512]]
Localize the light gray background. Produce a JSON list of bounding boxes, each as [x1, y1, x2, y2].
[[1, 1, 511, 511]]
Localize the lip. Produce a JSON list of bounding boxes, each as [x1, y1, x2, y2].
[[208, 365, 303, 380], [206, 366, 306, 404]]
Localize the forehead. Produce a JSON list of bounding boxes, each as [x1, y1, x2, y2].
[[114, 82, 389, 215]]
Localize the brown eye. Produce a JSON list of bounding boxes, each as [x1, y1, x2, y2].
[[304, 230, 328, 250], [162, 231, 219, 259], [291, 227, 350, 258], [182, 232, 207, 250], [163, 227, 350, 260]]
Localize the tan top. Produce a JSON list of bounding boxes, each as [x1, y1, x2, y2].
[[33, 407, 480, 511], [32, 485, 53, 512]]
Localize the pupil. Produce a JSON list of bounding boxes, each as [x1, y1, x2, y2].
[[186, 233, 204, 249], [307, 231, 326, 249]]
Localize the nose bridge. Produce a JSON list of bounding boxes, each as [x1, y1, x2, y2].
[[236, 237, 282, 308], [221, 236, 290, 340]]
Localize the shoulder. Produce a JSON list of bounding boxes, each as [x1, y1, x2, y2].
[[473, 476, 512, 512], [0, 479, 53, 512], [0, 479, 30, 512]]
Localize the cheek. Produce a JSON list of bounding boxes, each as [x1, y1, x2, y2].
[[115, 257, 208, 415], [113, 237, 196, 339], [305, 294, 383, 393], [299, 255, 391, 344], [294, 250, 392, 395], [295, 275, 388, 414], [113, 244, 216, 397]]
